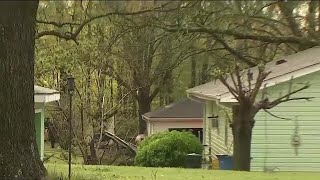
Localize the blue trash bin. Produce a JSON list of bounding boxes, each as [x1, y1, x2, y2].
[[216, 155, 233, 170]]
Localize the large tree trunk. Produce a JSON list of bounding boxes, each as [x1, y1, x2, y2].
[[137, 95, 151, 134], [200, 38, 210, 84], [0, 1, 47, 179], [200, 55, 210, 84], [190, 55, 197, 88], [165, 72, 174, 104], [232, 105, 253, 171]]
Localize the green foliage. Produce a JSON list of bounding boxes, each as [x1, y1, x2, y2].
[[134, 130, 203, 167]]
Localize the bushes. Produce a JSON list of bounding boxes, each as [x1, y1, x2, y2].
[[134, 130, 203, 167]]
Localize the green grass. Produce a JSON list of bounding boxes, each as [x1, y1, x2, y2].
[[44, 143, 320, 180], [44, 142, 84, 164], [46, 163, 320, 180]]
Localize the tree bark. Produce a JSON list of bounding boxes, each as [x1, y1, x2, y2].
[[200, 38, 210, 84], [0, 1, 47, 179], [278, 1, 302, 37], [200, 59, 209, 84], [87, 140, 98, 165], [137, 93, 151, 134], [232, 105, 253, 171], [159, 88, 165, 107], [190, 55, 197, 88], [165, 72, 174, 104]]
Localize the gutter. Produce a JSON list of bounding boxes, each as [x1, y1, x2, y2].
[[35, 92, 60, 95], [187, 62, 320, 103], [186, 91, 220, 102], [143, 114, 203, 122]]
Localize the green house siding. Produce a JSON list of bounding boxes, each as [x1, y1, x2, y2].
[[35, 109, 44, 160], [251, 71, 320, 171], [202, 71, 320, 171]]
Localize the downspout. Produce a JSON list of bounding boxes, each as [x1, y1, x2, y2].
[[187, 92, 207, 144], [207, 100, 212, 164], [216, 96, 234, 156], [201, 98, 207, 153], [210, 96, 221, 160], [188, 92, 209, 163]]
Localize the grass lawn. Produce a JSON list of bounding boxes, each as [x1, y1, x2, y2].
[[46, 163, 320, 180], [44, 143, 320, 180], [44, 142, 84, 164]]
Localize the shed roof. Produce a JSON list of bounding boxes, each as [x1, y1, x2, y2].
[[35, 85, 59, 95], [187, 46, 320, 103], [143, 99, 203, 119], [34, 85, 60, 103]]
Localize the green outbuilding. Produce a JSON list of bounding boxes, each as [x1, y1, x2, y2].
[[34, 85, 60, 160]]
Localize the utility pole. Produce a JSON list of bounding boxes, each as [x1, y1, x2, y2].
[[67, 76, 75, 179]]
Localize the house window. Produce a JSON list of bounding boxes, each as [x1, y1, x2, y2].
[[211, 118, 219, 128], [208, 115, 219, 128], [169, 128, 203, 143]]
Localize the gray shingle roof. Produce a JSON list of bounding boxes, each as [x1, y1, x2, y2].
[[187, 46, 320, 102], [143, 99, 203, 119]]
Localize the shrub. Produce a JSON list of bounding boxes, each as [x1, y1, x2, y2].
[[134, 130, 203, 167]]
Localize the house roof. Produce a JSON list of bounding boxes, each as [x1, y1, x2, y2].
[[143, 99, 203, 119], [187, 46, 320, 103], [35, 85, 60, 103]]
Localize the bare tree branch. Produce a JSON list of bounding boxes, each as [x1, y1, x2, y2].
[[54, 101, 90, 162], [256, 84, 312, 110], [36, 2, 196, 43], [155, 25, 319, 47], [149, 45, 225, 85], [247, 69, 252, 91], [219, 76, 239, 101], [36, 30, 80, 44], [234, 65, 244, 97], [277, 1, 303, 37], [252, 1, 278, 16], [263, 109, 291, 120], [150, 87, 160, 101], [306, 0, 317, 37], [230, 73, 240, 93], [266, 84, 311, 108], [36, 19, 80, 27], [203, 29, 257, 67], [250, 68, 271, 103]]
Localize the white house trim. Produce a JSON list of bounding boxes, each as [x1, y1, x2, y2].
[[188, 62, 320, 103], [144, 117, 203, 122], [143, 114, 202, 121], [35, 93, 60, 103], [218, 62, 320, 103]]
